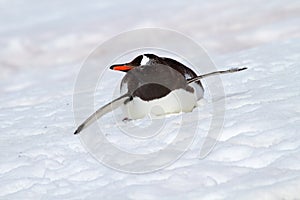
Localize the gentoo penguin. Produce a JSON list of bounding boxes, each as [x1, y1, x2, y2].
[[74, 54, 247, 134], [110, 54, 204, 100]]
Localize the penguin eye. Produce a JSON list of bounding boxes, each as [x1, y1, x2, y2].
[[131, 55, 143, 66]]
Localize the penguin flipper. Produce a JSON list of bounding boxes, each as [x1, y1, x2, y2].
[[187, 67, 247, 84], [74, 93, 130, 135]]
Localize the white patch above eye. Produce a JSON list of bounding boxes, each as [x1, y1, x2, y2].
[[140, 55, 150, 65]]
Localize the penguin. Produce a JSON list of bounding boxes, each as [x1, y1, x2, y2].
[[74, 54, 246, 134], [110, 54, 204, 100]]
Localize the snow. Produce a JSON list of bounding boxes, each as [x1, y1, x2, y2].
[[1, 0, 300, 199]]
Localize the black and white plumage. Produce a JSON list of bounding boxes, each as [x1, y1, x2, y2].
[[110, 54, 204, 100], [74, 54, 247, 134], [118, 63, 197, 119]]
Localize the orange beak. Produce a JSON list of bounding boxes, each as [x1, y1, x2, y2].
[[110, 65, 133, 71]]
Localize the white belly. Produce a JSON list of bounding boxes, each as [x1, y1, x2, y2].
[[190, 82, 204, 100], [122, 89, 198, 119]]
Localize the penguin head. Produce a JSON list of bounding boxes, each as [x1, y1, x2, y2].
[[109, 54, 161, 72]]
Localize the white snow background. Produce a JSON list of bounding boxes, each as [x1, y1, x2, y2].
[[0, 0, 300, 199]]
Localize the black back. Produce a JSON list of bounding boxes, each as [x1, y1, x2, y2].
[[144, 54, 203, 90], [121, 64, 192, 101]]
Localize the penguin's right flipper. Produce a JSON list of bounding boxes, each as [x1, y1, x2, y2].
[[187, 67, 247, 84]]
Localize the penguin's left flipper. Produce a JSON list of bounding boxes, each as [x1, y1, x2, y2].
[[74, 93, 130, 135]]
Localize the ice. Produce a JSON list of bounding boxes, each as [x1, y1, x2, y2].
[[1, 0, 300, 199]]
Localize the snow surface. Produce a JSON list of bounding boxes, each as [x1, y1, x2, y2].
[[1, 0, 300, 199]]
